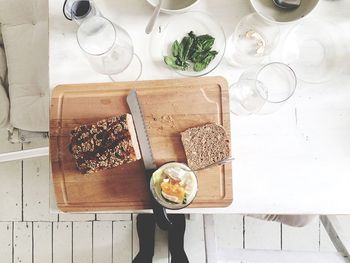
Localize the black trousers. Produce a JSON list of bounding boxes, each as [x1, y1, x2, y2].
[[132, 214, 189, 263]]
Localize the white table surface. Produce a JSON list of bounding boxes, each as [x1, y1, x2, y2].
[[49, 0, 350, 214]]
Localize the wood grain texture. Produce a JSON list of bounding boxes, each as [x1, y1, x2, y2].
[[50, 77, 232, 212]]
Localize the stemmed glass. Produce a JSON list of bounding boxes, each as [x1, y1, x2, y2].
[[76, 16, 142, 80], [226, 13, 280, 67], [229, 62, 297, 115]]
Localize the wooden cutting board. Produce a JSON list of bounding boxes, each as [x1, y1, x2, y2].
[[50, 76, 232, 212]]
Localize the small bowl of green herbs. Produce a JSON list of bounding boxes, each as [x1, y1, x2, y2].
[[161, 12, 226, 77]]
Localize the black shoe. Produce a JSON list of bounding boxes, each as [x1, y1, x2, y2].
[[132, 253, 153, 263], [168, 214, 189, 263], [170, 251, 189, 263], [132, 214, 156, 263]]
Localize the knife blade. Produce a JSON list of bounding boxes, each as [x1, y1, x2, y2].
[[126, 89, 156, 170], [126, 89, 172, 230]]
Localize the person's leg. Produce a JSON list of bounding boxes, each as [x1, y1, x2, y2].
[[168, 214, 189, 263], [248, 214, 317, 227], [133, 214, 156, 263]]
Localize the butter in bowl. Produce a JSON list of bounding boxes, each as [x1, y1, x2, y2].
[[150, 162, 198, 209]]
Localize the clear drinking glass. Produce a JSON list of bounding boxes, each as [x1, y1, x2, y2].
[[281, 19, 343, 84], [226, 13, 280, 67], [76, 16, 134, 76], [229, 62, 297, 115], [63, 0, 101, 24]]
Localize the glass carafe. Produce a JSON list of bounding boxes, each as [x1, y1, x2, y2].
[[76, 16, 134, 76]]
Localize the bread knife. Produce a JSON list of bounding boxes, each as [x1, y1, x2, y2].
[[126, 89, 172, 230], [127, 89, 156, 170]]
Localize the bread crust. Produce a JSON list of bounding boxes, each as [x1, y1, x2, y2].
[[69, 114, 140, 174]]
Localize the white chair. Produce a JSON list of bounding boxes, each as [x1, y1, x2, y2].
[[0, 0, 49, 161]]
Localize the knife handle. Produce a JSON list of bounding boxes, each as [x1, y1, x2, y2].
[[145, 169, 173, 230]]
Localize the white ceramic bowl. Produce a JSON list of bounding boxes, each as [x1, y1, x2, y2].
[[146, 0, 200, 14], [249, 0, 320, 23]]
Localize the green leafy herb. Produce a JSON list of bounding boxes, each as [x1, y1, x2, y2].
[[164, 56, 184, 70], [164, 31, 218, 72], [194, 50, 218, 72], [172, 40, 180, 57]]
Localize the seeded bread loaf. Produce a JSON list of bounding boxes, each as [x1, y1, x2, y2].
[[69, 114, 141, 174], [181, 123, 230, 170]]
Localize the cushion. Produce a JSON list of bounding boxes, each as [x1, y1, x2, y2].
[[0, 46, 9, 127], [0, 31, 6, 81], [0, 82, 9, 127], [0, 0, 49, 132], [0, 24, 2, 45]]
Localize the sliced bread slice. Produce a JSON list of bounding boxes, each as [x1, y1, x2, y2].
[[181, 123, 230, 170]]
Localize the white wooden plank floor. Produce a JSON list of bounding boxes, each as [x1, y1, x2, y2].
[[113, 221, 132, 263], [33, 222, 52, 263], [14, 222, 32, 263], [73, 222, 93, 263], [53, 222, 72, 263], [0, 129, 350, 262], [0, 222, 13, 262]]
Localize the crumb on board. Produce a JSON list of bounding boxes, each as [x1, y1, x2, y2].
[[147, 114, 176, 131]]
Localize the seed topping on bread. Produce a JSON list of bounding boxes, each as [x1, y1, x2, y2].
[[69, 114, 141, 174], [181, 123, 230, 170]]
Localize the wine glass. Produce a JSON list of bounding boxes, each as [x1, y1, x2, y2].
[[229, 62, 297, 115], [226, 13, 280, 67], [76, 16, 135, 77], [281, 19, 344, 84]]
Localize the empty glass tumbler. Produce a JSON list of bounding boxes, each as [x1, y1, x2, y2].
[[76, 16, 134, 75], [229, 62, 297, 115]]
